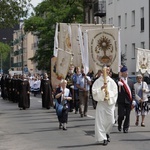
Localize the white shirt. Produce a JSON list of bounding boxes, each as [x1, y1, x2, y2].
[[60, 87, 70, 102], [134, 81, 149, 102]]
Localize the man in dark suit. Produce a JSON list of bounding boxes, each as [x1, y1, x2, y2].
[[117, 66, 135, 133]]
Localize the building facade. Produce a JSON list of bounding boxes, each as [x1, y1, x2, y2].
[[106, 0, 150, 75], [85, 0, 150, 75], [12, 26, 39, 75]]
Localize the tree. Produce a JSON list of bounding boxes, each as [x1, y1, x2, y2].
[[0, 0, 32, 28], [0, 42, 10, 59], [0, 42, 11, 73], [24, 0, 84, 71]]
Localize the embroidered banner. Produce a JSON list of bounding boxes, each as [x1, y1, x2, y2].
[[51, 57, 60, 88], [56, 49, 72, 80], [136, 48, 150, 74], [71, 24, 113, 69], [53, 23, 58, 57], [87, 27, 120, 74], [71, 24, 82, 67], [59, 23, 72, 53]]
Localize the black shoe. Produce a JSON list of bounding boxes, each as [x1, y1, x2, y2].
[[123, 129, 128, 133], [59, 124, 62, 129], [80, 114, 83, 117], [63, 127, 67, 130], [75, 111, 78, 114], [106, 134, 110, 142], [103, 140, 108, 146], [118, 126, 121, 132], [84, 114, 87, 117]]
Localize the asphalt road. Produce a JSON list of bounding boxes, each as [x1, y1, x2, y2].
[[0, 94, 150, 150]]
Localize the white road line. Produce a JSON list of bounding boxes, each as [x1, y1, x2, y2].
[[87, 115, 95, 119]]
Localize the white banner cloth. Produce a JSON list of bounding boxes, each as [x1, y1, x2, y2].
[[136, 48, 150, 74], [56, 49, 72, 79]]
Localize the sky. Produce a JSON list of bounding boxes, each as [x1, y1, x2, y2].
[[27, 0, 43, 15], [30, 0, 43, 7]]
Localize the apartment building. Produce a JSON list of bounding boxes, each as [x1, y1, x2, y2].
[[106, 0, 150, 75], [12, 25, 39, 75], [85, 0, 150, 75]]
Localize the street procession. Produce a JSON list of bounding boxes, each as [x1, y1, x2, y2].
[[0, 0, 150, 149]]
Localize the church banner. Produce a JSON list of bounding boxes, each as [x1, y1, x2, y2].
[[71, 24, 113, 68], [56, 49, 72, 80], [70, 24, 82, 67], [136, 48, 150, 74], [53, 23, 58, 57], [87, 27, 120, 74], [59, 23, 72, 53]]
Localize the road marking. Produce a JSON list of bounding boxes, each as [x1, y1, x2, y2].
[[87, 115, 95, 119], [38, 100, 42, 103]]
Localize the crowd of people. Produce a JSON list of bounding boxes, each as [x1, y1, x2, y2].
[[0, 72, 53, 110], [0, 65, 150, 146], [62, 65, 150, 146]]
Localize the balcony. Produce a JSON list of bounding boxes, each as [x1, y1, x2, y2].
[[14, 49, 23, 56], [12, 62, 22, 67], [94, 0, 106, 18]]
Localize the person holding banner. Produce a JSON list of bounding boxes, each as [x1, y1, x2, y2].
[[133, 74, 149, 127], [72, 67, 81, 114], [76, 67, 92, 117], [117, 66, 135, 133], [92, 66, 118, 146]]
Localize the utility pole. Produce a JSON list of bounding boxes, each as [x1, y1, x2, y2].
[[20, 21, 24, 75]]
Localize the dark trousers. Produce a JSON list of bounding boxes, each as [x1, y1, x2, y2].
[[118, 103, 131, 130], [74, 89, 79, 112], [79, 91, 89, 115]]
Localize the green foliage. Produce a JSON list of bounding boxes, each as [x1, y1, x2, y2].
[[0, 42, 11, 59], [24, 0, 84, 71], [0, 0, 33, 28]]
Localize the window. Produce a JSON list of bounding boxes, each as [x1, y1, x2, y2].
[[141, 7, 144, 18], [141, 7, 144, 31], [125, 13, 127, 28], [132, 43, 135, 58], [108, 0, 113, 5], [109, 17, 113, 24], [125, 44, 127, 55], [118, 15, 121, 27], [141, 42, 145, 49], [131, 10, 135, 26]]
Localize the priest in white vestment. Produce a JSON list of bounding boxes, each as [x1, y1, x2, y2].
[[92, 66, 118, 146]]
